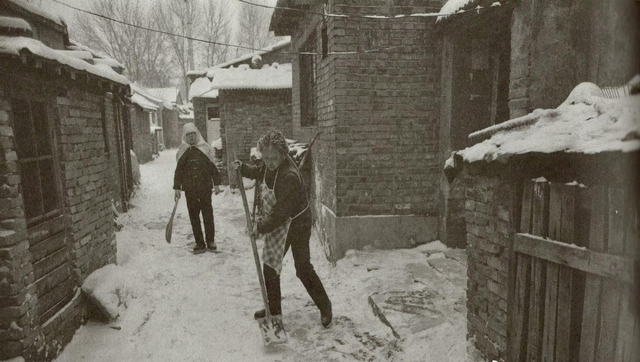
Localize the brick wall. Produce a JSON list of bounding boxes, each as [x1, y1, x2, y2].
[[0, 72, 119, 361], [463, 166, 515, 361], [192, 97, 216, 142], [162, 109, 181, 149], [0, 87, 42, 360], [286, 0, 442, 259], [57, 88, 117, 284], [220, 89, 292, 187]]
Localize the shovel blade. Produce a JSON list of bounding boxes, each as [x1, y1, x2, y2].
[[257, 315, 287, 346]]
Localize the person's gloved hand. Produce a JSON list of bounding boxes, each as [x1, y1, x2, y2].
[[214, 185, 221, 195], [232, 160, 242, 171], [174, 190, 181, 202]]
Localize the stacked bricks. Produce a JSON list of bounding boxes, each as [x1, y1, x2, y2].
[[102, 93, 123, 211], [330, 0, 441, 217], [220, 89, 293, 187], [0, 88, 43, 361], [56, 88, 116, 284], [464, 167, 515, 361]]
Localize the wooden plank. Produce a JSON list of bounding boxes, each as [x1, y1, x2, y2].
[[527, 258, 545, 362], [514, 234, 635, 284], [541, 262, 559, 362], [580, 187, 607, 362], [555, 265, 573, 362], [29, 231, 67, 262], [33, 245, 70, 279], [532, 179, 549, 237], [521, 179, 534, 233], [38, 275, 74, 322], [510, 254, 531, 362], [595, 188, 626, 362], [614, 288, 636, 362], [27, 214, 67, 246], [35, 262, 72, 297]]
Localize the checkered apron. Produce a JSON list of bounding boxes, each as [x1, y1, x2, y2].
[[260, 169, 291, 275]]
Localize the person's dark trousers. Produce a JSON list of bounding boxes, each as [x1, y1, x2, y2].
[[185, 189, 215, 247], [263, 216, 331, 316]]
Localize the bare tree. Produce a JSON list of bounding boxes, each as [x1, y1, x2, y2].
[[156, 0, 209, 100], [73, 0, 172, 86], [198, 0, 233, 69], [237, 0, 283, 56]]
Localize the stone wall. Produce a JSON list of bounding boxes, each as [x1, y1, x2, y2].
[[219, 89, 292, 187], [463, 166, 516, 362]]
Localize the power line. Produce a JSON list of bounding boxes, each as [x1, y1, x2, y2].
[[236, 0, 500, 19], [51, 0, 434, 57]]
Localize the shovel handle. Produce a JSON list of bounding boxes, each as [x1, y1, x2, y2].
[[236, 166, 272, 318]]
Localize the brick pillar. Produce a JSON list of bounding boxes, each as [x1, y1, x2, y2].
[[0, 91, 44, 361]]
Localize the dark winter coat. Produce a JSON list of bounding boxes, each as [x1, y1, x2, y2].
[[240, 156, 311, 234], [173, 147, 221, 192]]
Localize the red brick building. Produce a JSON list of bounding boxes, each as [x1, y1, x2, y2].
[[271, 0, 442, 260], [0, 2, 133, 360]]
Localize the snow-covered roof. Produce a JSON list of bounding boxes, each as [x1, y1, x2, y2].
[[437, 0, 503, 21], [5, 0, 65, 27], [130, 83, 164, 102], [0, 36, 129, 85], [130, 93, 159, 111], [0, 16, 32, 33], [458, 93, 640, 164], [187, 38, 291, 78], [189, 77, 219, 100], [209, 63, 292, 90], [67, 40, 125, 71]]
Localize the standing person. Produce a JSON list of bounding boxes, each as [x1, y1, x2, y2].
[[174, 123, 221, 254], [233, 130, 332, 327]]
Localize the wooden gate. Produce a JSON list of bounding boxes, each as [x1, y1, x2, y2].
[[508, 178, 639, 362]]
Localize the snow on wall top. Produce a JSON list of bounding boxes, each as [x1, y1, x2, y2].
[[0, 16, 32, 32], [209, 63, 292, 90], [189, 77, 218, 100], [459, 94, 640, 163], [6, 0, 65, 27], [187, 38, 290, 77], [0, 36, 129, 85], [437, 0, 475, 21]]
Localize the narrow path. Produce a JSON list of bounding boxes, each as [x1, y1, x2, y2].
[[55, 150, 399, 362]]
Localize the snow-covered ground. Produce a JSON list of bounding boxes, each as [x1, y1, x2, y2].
[[54, 150, 480, 362]]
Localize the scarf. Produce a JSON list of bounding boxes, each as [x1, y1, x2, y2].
[[176, 123, 216, 163]]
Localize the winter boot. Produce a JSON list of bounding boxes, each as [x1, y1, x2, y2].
[[207, 242, 217, 251], [193, 244, 207, 254], [254, 309, 266, 320]]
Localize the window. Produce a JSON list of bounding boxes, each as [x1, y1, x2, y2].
[[12, 99, 60, 225], [207, 105, 220, 120], [299, 32, 317, 127]]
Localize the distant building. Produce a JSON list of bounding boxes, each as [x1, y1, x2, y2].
[[128, 84, 163, 163], [146, 87, 184, 149]]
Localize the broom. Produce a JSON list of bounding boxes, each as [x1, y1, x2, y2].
[[165, 197, 179, 243], [235, 157, 287, 346]]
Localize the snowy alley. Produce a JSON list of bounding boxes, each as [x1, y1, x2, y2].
[[52, 150, 479, 362]]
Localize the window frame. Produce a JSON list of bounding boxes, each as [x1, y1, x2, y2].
[[11, 97, 63, 227]]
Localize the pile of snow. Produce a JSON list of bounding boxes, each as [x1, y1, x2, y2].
[[0, 16, 32, 32], [81, 264, 133, 320], [437, 0, 475, 21], [460, 93, 640, 163], [209, 63, 292, 90], [0, 36, 129, 85], [67, 39, 125, 71]]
